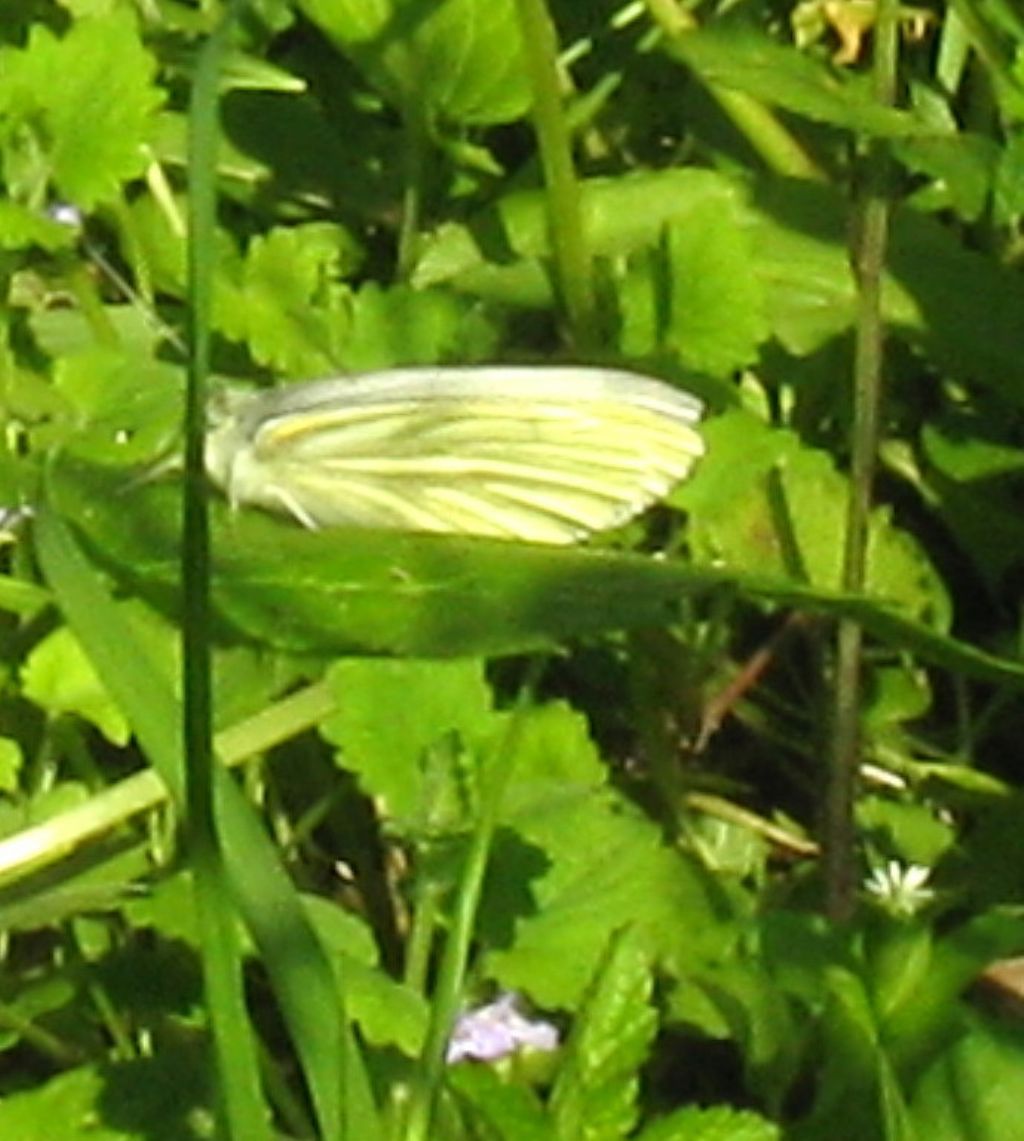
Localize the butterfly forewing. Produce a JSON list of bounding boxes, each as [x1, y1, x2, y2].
[[205, 366, 706, 543]]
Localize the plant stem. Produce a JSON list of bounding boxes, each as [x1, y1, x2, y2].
[[185, 11, 272, 1136], [403, 658, 546, 1141], [513, 0, 599, 349], [825, 0, 899, 922]]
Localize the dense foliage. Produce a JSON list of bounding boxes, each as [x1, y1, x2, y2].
[[2, 0, 1024, 1138]]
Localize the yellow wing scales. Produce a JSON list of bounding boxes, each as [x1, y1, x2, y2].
[[205, 366, 706, 544]]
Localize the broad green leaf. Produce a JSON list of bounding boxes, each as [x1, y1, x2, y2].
[[217, 242, 499, 374], [864, 922, 934, 1027], [413, 170, 749, 302], [0, 1052, 210, 1140], [28, 304, 170, 364], [792, 968, 890, 1140], [690, 957, 802, 1112], [43, 455, 1024, 689], [486, 788, 735, 1009], [328, 283, 500, 372], [0, 9, 163, 208], [21, 626, 131, 745], [415, 170, 1024, 391], [296, 0, 530, 126], [676, 411, 949, 629], [619, 196, 769, 378], [857, 797, 955, 869], [664, 25, 925, 137], [303, 895, 429, 1055], [917, 414, 1024, 588], [321, 658, 495, 827], [895, 133, 996, 220]]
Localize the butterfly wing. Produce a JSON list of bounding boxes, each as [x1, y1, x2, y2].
[[205, 367, 705, 544]]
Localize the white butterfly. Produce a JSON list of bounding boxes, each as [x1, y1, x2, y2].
[[204, 366, 706, 545]]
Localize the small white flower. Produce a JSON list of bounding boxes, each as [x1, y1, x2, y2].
[[864, 860, 934, 917], [446, 992, 559, 1064], [47, 202, 84, 229]]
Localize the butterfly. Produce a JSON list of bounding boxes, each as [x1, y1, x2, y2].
[[204, 366, 706, 545]]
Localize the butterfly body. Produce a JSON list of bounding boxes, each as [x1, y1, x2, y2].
[[205, 366, 705, 544]]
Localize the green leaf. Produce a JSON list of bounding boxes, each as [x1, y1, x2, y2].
[[303, 895, 429, 1055], [0, 10, 163, 208], [0, 1053, 211, 1140], [416, 170, 1024, 391], [993, 129, 1024, 225], [321, 658, 496, 828], [487, 788, 735, 1009], [448, 1064, 555, 1140], [216, 223, 360, 376], [676, 411, 949, 628], [296, 0, 530, 126], [619, 197, 770, 378], [549, 928, 657, 1141], [864, 921, 934, 1027], [21, 625, 131, 745], [692, 956, 802, 1112], [44, 455, 1024, 690], [911, 1016, 1024, 1141], [789, 968, 886, 1140], [0, 739, 22, 794], [329, 283, 500, 372], [414, 170, 750, 305], [637, 1104, 780, 1141], [0, 201, 78, 251], [895, 133, 996, 221], [665, 25, 924, 137]]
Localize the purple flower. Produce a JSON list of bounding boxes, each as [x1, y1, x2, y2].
[[447, 993, 559, 1064]]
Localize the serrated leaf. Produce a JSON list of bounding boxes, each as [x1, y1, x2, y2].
[[675, 411, 949, 629], [550, 928, 657, 1141], [216, 223, 360, 375], [0, 10, 163, 208], [303, 895, 429, 1055], [487, 789, 735, 1009], [321, 658, 496, 827], [638, 1104, 780, 1141], [416, 170, 1024, 391], [643, 1104, 780, 1141], [330, 283, 500, 372]]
